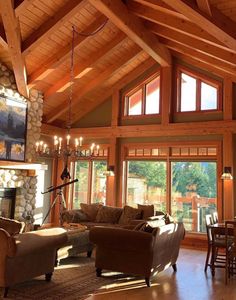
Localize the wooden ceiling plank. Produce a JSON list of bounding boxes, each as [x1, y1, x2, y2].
[[127, 1, 231, 52], [45, 46, 142, 123], [0, 0, 28, 98], [22, 0, 86, 56], [71, 57, 156, 123], [161, 0, 236, 51], [147, 22, 236, 67], [28, 15, 107, 86], [44, 32, 127, 98], [196, 0, 212, 16], [15, 0, 35, 17], [88, 0, 171, 67]]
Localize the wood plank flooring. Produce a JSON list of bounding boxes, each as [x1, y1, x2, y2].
[[85, 248, 236, 300]]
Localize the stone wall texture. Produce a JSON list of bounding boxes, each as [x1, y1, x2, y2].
[[0, 62, 43, 222]]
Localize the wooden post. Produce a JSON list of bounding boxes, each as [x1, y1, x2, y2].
[[223, 77, 233, 120], [161, 66, 172, 125], [222, 132, 234, 220]]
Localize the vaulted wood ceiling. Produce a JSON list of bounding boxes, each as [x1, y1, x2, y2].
[[0, 0, 236, 128]]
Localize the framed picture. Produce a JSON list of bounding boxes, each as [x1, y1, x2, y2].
[[0, 95, 27, 161]]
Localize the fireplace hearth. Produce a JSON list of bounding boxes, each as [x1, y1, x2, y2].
[[0, 188, 16, 219]]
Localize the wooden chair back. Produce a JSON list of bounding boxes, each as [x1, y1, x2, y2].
[[212, 211, 219, 224]]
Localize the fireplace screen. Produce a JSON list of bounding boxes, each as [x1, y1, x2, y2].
[[0, 188, 16, 219]]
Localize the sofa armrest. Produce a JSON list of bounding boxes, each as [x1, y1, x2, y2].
[[0, 228, 17, 258], [90, 226, 154, 252]]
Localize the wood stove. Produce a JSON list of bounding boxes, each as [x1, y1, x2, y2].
[[0, 188, 16, 219]]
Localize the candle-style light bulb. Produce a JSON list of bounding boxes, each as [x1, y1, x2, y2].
[[35, 142, 39, 152], [79, 136, 83, 146], [66, 135, 70, 146]]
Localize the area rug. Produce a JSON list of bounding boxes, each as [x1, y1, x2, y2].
[[2, 257, 133, 300]]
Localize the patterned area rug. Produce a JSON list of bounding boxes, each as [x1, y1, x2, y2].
[[2, 256, 132, 300]]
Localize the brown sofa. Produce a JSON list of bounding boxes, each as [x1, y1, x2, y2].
[[61, 203, 160, 229], [89, 219, 185, 286], [0, 217, 68, 298]]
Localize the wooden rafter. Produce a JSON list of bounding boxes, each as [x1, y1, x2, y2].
[[164, 40, 236, 81], [88, 0, 171, 66], [28, 15, 107, 86], [0, 0, 28, 98], [131, 0, 188, 20], [71, 57, 156, 124], [161, 0, 236, 52], [147, 22, 236, 67], [22, 0, 85, 56], [45, 46, 142, 123], [15, 0, 33, 16], [127, 1, 230, 52], [196, 0, 212, 16], [44, 32, 126, 99]]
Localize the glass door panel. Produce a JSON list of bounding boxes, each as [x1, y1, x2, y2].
[[171, 161, 217, 233], [73, 161, 89, 208], [91, 161, 107, 204]]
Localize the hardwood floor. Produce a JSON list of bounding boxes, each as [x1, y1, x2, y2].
[[85, 248, 236, 300]]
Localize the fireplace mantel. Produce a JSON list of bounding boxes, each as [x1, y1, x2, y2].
[[0, 161, 47, 175]]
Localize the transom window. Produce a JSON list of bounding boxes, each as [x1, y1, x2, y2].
[[177, 68, 221, 113], [124, 73, 160, 116]]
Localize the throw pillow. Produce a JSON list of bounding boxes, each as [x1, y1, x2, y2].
[[61, 209, 88, 223], [80, 203, 102, 221], [118, 205, 142, 225], [95, 206, 123, 223], [0, 216, 22, 236], [138, 204, 154, 219]]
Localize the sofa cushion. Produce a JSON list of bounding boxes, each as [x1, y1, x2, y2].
[[118, 205, 142, 225], [135, 218, 166, 233], [0, 217, 22, 236], [95, 206, 123, 223], [80, 203, 102, 221], [138, 204, 154, 219]]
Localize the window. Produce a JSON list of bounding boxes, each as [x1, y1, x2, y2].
[[72, 160, 107, 208], [123, 144, 219, 234], [124, 74, 160, 116], [177, 69, 221, 112]]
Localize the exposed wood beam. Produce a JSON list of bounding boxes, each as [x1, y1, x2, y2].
[[0, 25, 8, 50], [196, 0, 211, 16], [88, 0, 171, 66], [22, 0, 85, 56], [28, 15, 108, 86], [171, 50, 236, 83], [45, 46, 142, 123], [161, 38, 236, 80], [44, 32, 126, 98], [127, 1, 230, 52], [57, 119, 236, 139], [0, 0, 28, 98], [223, 77, 233, 120], [161, 0, 236, 52], [71, 57, 156, 124], [147, 22, 236, 68], [131, 0, 188, 20]]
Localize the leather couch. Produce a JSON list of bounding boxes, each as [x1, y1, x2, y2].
[[0, 217, 68, 298], [89, 219, 185, 286]]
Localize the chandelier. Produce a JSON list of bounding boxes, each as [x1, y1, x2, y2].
[[35, 26, 100, 178]]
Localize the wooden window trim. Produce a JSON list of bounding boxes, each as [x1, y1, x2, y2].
[[122, 71, 161, 118], [176, 66, 222, 113]]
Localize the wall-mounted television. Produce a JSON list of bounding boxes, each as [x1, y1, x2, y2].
[[0, 95, 27, 161]]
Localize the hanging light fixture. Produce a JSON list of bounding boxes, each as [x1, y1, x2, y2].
[[35, 26, 99, 170]]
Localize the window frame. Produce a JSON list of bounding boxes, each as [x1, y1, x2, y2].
[[123, 72, 161, 118], [176, 66, 222, 114]]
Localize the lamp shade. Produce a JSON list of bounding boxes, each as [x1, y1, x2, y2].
[[221, 167, 233, 180]]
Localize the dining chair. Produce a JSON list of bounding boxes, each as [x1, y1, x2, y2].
[[205, 214, 226, 275], [225, 220, 236, 284], [212, 211, 219, 224]]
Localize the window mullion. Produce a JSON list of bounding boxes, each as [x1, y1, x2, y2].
[[143, 86, 146, 115], [88, 160, 93, 204], [196, 79, 201, 111]]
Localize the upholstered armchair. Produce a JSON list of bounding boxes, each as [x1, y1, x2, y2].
[[0, 223, 67, 298], [90, 221, 185, 287]]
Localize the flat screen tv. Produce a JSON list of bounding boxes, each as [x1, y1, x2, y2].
[[0, 95, 27, 161]]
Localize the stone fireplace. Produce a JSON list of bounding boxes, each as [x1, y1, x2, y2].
[[0, 61, 44, 222]]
